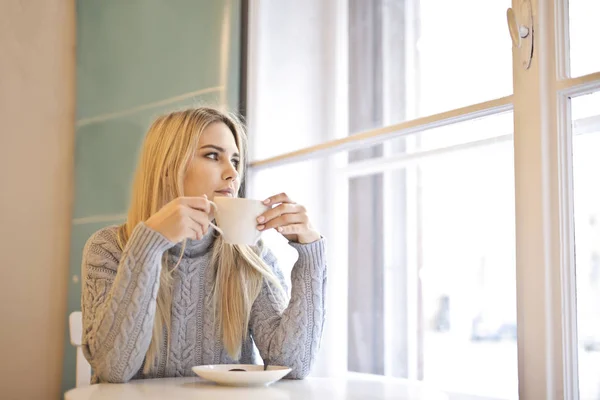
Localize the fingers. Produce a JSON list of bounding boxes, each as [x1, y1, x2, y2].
[[178, 196, 212, 213], [256, 194, 310, 234], [257, 211, 308, 232], [272, 223, 311, 235], [180, 199, 211, 240], [262, 192, 295, 207], [148, 196, 215, 243], [257, 203, 306, 226], [185, 220, 204, 241], [176, 197, 212, 240], [188, 208, 210, 229]]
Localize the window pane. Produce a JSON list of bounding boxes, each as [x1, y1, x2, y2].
[[411, 0, 512, 118], [347, 114, 517, 399], [347, 0, 512, 163], [349, 0, 512, 136], [419, 130, 516, 399], [569, 0, 600, 77], [572, 91, 600, 400], [250, 0, 512, 161]]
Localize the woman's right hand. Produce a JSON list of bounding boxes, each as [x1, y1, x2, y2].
[[145, 196, 213, 242]]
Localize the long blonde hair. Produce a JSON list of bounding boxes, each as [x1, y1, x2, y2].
[[117, 107, 283, 374]]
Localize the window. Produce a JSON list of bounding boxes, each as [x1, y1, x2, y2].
[[572, 91, 600, 399], [247, 0, 600, 398], [347, 113, 517, 399]]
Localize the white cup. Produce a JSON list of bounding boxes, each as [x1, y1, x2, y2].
[[211, 197, 269, 245]]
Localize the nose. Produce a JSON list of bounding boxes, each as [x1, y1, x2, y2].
[[223, 162, 239, 182]]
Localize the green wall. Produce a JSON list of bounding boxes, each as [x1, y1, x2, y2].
[[62, 1, 241, 394]]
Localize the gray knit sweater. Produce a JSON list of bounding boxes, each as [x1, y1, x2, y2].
[[80, 222, 327, 383]]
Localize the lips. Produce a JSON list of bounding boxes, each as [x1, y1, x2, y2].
[[215, 188, 234, 197]]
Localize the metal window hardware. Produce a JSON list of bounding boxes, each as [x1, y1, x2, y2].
[[507, 0, 534, 69]]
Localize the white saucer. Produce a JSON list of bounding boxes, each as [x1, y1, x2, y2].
[[191, 364, 292, 387]]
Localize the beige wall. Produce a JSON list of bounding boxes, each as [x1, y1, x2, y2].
[[0, 1, 75, 399]]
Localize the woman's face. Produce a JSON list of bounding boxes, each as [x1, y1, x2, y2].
[[183, 122, 241, 203]]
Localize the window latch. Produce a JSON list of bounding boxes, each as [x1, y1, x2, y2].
[[507, 0, 533, 69]]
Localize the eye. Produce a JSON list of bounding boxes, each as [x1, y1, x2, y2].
[[232, 159, 240, 169], [204, 152, 218, 161]]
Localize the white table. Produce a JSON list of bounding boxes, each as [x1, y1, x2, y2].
[[64, 373, 494, 400]]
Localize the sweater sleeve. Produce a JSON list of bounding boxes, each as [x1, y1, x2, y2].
[[80, 222, 174, 383], [249, 238, 327, 379]]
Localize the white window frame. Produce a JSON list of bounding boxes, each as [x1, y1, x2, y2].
[[246, 0, 600, 398], [514, 1, 600, 398]]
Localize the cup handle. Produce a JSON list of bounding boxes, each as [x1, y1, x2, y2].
[[207, 201, 224, 235]]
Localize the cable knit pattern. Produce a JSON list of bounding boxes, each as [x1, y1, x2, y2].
[[250, 242, 327, 379], [81, 223, 173, 383], [81, 222, 327, 383]]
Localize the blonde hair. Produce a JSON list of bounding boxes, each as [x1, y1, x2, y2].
[[117, 107, 284, 374]]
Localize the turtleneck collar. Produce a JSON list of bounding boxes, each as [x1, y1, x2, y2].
[[168, 225, 218, 258]]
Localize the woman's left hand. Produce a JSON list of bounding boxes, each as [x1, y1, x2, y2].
[[257, 193, 321, 244]]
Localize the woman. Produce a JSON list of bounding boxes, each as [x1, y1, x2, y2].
[[81, 107, 326, 383]]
